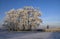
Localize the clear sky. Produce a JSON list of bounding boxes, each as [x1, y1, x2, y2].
[[0, 0, 60, 27]]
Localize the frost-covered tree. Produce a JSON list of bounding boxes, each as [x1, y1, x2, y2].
[[3, 6, 42, 31]]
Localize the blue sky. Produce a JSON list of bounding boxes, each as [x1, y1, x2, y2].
[[0, 0, 60, 27]]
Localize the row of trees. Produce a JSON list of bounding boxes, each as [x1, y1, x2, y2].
[[3, 6, 42, 31]]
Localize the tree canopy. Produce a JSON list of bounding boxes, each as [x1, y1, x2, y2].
[[3, 6, 42, 31]]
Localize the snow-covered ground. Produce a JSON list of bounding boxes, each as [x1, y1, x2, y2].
[[0, 31, 60, 39], [9, 32, 52, 39]]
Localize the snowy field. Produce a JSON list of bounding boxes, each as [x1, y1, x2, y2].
[[0, 31, 60, 39]]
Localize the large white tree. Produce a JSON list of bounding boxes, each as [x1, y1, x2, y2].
[[3, 6, 42, 31]]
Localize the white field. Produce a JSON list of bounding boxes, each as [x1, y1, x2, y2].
[[0, 31, 60, 39], [9, 32, 52, 39]]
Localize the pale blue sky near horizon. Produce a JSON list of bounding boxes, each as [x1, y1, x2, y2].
[[0, 0, 60, 27]]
